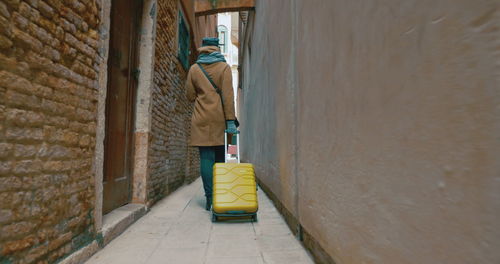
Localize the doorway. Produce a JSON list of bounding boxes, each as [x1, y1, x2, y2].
[[103, 0, 143, 214]]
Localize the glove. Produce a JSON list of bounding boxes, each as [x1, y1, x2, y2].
[[225, 120, 239, 134]]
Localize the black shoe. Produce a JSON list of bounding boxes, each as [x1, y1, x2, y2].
[[205, 197, 212, 211]]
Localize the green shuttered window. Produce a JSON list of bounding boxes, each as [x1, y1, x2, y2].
[[178, 10, 190, 69]]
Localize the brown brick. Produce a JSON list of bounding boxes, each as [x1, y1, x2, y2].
[[5, 127, 44, 142], [3, 0, 21, 10], [0, 143, 14, 158], [75, 53, 94, 68], [27, 21, 55, 46], [30, 203, 47, 219], [0, 70, 34, 93], [40, 98, 62, 115], [38, 0, 54, 19], [147, 0, 199, 203], [66, 214, 84, 229], [78, 134, 91, 147], [41, 160, 66, 172], [63, 130, 79, 145], [33, 186, 57, 203], [0, 191, 25, 209], [44, 0, 61, 10], [51, 90, 78, 106], [85, 121, 96, 134], [60, 6, 85, 31], [48, 232, 71, 251], [0, 0, 138, 262], [33, 83, 53, 97], [41, 99, 76, 119], [23, 174, 50, 189], [5, 108, 45, 127], [14, 144, 39, 158], [0, 16, 12, 37], [19, 2, 40, 22], [71, 60, 97, 79], [60, 18, 76, 34], [2, 235, 37, 255], [37, 16, 57, 37], [0, 54, 31, 78], [1, 221, 36, 239], [13, 160, 43, 174], [13, 12, 30, 30], [5, 90, 41, 110], [26, 0, 39, 8], [64, 32, 95, 58], [0, 1, 10, 18], [24, 244, 48, 263], [75, 108, 93, 121], [46, 116, 69, 127], [0, 209, 13, 224], [41, 46, 61, 61], [12, 27, 43, 52], [36, 228, 52, 243], [12, 202, 33, 220], [38, 144, 72, 159], [0, 34, 13, 49], [76, 31, 98, 49], [77, 97, 95, 111], [69, 0, 86, 13]]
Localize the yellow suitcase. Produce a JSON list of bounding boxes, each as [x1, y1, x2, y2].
[[212, 133, 258, 222]]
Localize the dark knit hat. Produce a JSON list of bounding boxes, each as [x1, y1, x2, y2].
[[202, 37, 219, 47]]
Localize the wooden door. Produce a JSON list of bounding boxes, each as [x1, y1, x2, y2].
[[103, 0, 142, 214]]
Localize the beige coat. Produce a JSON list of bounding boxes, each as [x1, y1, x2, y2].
[[186, 46, 236, 146]]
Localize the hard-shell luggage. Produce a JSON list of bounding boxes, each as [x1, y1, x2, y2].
[[212, 133, 258, 222]]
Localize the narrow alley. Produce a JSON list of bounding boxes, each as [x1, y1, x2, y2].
[[85, 179, 314, 264], [1, 0, 499, 264]]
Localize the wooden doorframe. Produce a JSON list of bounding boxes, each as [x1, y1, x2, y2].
[[102, 0, 143, 214], [93, 0, 158, 232]]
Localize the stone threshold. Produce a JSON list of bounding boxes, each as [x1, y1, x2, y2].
[[59, 204, 147, 264], [255, 178, 338, 264]]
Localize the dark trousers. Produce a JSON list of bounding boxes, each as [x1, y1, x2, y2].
[[199, 145, 225, 199]]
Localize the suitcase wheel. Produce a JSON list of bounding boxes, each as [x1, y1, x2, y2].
[[212, 214, 217, 222], [251, 214, 258, 222]]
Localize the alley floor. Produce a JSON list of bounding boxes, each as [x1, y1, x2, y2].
[[85, 178, 315, 264]]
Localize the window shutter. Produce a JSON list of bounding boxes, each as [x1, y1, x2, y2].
[[178, 10, 190, 69]]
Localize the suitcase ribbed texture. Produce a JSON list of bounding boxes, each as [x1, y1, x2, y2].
[[212, 163, 258, 214]]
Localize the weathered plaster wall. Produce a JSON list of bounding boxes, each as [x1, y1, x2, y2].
[[240, 0, 500, 263], [240, 0, 298, 217]]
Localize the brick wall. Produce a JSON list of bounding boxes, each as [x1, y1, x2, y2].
[[0, 0, 101, 263], [148, 1, 200, 204]]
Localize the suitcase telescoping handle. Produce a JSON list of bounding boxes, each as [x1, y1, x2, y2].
[[224, 131, 240, 163]]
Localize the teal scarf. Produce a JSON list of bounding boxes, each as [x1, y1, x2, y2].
[[196, 52, 226, 64]]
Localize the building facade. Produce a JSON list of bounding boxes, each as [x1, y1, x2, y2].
[[238, 1, 500, 263], [217, 12, 239, 115], [0, 0, 215, 263]]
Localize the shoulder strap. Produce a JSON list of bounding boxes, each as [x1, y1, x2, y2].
[[197, 63, 220, 94], [197, 63, 227, 123]]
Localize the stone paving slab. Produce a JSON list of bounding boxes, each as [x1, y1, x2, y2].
[[86, 178, 314, 264]]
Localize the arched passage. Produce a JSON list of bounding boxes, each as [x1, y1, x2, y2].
[[195, 0, 255, 16]]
